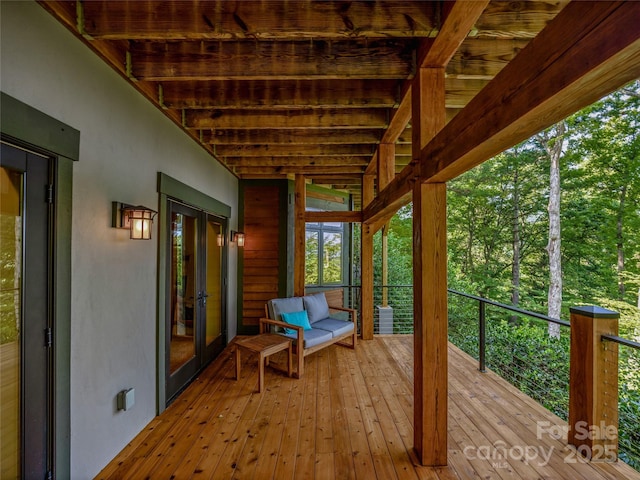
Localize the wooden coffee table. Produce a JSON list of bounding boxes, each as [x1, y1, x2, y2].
[[234, 334, 292, 393]]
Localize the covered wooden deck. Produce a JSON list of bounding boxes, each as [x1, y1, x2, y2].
[[97, 336, 639, 479]]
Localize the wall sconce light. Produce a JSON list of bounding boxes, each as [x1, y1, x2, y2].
[[231, 231, 245, 247], [112, 202, 157, 240]]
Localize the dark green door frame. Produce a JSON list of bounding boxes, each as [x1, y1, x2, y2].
[[157, 172, 231, 412], [1, 92, 78, 479]]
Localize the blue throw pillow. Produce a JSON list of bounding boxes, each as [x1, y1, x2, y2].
[[281, 310, 312, 334]]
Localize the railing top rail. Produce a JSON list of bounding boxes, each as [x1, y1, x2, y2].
[[307, 285, 640, 349], [448, 289, 571, 328], [601, 334, 640, 350]]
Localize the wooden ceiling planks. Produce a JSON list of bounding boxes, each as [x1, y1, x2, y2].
[[38, 0, 585, 206], [160, 79, 402, 109], [79, 1, 441, 40], [128, 38, 417, 81]]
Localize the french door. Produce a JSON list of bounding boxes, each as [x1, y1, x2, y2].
[[166, 200, 226, 402], [0, 142, 53, 478]]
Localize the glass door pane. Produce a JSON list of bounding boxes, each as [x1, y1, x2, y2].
[[323, 231, 342, 284], [204, 219, 222, 347], [169, 210, 197, 375], [0, 166, 22, 479]]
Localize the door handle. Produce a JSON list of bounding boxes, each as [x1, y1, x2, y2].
[[197, 291, 210, 305]]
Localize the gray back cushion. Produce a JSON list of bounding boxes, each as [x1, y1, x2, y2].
[[303, 292, 330, 323], [269, 297, 304, 321]]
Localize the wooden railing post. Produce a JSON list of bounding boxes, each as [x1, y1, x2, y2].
[[568, 305, 619, 462]]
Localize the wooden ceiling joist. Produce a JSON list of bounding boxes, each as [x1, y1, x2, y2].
[[79, 1, 440, 40], [214, 144, 376, 157], [233, 165, 365, 175], [160, 79, 401, 110], [185, 108, 389, 129], [224, 157, 369, 167], [203, 129, 384, 145], [129, 39, 416, 81]]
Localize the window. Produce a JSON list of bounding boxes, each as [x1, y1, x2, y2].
[[305, 212, 346, 286]]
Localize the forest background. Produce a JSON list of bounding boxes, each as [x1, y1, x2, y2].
[[368, 80, 639, 341]]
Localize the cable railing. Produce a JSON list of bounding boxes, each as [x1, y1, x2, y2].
[[601, 334, 640, 469], [308, 283, 639, 470], [448, 289, 571, 420]]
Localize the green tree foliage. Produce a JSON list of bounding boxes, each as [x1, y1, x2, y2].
[[447, 146, 548, 307]]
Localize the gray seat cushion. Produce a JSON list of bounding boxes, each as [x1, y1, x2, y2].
[[312, 318, 354, 338], [283, 327, 333, 349]]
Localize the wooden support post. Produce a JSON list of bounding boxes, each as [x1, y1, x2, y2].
[[413, 182, 448, 466], [361, 223, 374, 340], [362, 174, 374, 208], [381, 227, 388, 307], [568, 305, 619, 461], [361, 173, 375, 339], [378, 143, 395, 188], [412, 66, 447, 466], [294, 174, 306, 297], [378, 143, 395, 308]]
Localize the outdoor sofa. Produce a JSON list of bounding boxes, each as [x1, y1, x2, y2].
[[259, 292, 357, 377]]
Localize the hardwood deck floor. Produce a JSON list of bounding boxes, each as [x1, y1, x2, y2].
[[97, 336, 640, 479]]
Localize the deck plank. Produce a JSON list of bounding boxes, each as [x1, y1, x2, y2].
[[97, 336, 640, 480]]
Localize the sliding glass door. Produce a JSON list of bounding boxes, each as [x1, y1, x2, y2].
[[166, 201, 226, 401]]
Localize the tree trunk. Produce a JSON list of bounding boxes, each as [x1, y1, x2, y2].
[[511, 157, 521, 324], [616, 184, 626, 299], [539, 122, 566, 338]]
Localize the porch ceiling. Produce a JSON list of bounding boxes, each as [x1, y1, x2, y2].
[[38, 0, 570, 207]]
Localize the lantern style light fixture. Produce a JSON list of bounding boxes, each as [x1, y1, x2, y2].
[[112, 202, 157, 240], [231, 231, 245, 247]]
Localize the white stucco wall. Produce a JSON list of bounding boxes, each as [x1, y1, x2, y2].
[[1, 2, 239, 477]]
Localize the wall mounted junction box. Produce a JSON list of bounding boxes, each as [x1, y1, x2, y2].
[[117, 388, 135, 411]]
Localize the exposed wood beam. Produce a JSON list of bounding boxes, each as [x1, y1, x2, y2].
[[215, 144, 376, 157], [304, 211, 363, 224], [420, 0, 490, 67], [232, 165, 365, 175], [186, 108, 388, 130], [365, 0, 640, 225], [160, 79, 400, 109], [129, 39, 415, 81], [80, 1, 439, 40], [204, 129, 383, 145], [225, 157, 369, 167]]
